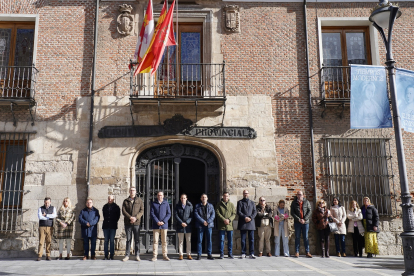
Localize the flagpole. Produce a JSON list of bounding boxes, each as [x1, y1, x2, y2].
[[166, 0, 169, 95], [176, 0, 179, 95]]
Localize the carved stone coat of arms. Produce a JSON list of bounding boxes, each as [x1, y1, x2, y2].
[[117, 4, 134, 36], [223, 5, 240, 33]]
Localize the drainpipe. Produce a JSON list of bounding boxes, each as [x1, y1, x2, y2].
[[303, 0, 318, 206], [86, 0, 100, 197]]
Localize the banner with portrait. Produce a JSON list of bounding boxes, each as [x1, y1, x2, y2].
[[350, 65, 392, 129], [396, 68, 414, 133]]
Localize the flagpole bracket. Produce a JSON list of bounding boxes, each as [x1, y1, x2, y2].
[[321, 102, 327, 118], [338, 103, 345, 119], [129, 103, 135, 126], [10, 102, 17, 127], [29, 102, 36, 126], [221, 101, 226, 127]]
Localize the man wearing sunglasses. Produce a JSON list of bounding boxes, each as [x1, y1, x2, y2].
[[255, 197, 273, 257]]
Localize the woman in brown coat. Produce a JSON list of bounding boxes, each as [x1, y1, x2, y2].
[[312, 199, 331, 258], [55, 197, 75, 260]]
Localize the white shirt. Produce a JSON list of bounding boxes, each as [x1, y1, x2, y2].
[[38, 206, 57, 220]]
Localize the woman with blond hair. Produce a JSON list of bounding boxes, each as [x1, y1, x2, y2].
[[274, 199, 289, 257], [312, 199, 331, 258], [55, 197, 75, 260], [361, 197, 379, 258], [347, 200, 365, 257]]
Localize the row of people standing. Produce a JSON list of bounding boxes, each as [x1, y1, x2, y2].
[[36, 189, 379, 261], [312, 196, 380, 258]]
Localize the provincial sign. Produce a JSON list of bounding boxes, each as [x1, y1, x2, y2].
[[98, 114, 256, 139]]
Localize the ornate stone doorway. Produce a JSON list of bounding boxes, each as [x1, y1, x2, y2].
[[135, 143, 220, 253]]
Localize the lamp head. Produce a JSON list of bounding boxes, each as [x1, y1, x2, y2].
[[369, 0, 402, 29]]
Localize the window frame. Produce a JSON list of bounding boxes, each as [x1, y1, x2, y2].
[[321, 26, 372, 67], [317, 17, 380, 68], [0, 21, 35, 67], [0, 139, 27, 208]]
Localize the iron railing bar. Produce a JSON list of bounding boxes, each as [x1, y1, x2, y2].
[[0, 133, 5, 231], [375, 140, 384, 212]]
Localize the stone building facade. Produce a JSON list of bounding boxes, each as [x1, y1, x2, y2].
[[0, 0, 412, 257]]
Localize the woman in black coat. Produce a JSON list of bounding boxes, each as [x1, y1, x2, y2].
[[174, 194, 193, 260], [361, 197, 379, 258]]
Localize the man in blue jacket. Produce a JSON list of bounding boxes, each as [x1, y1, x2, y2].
[[194, 193, 215, 260], [79, 197, 100, 260], [150, 191, 171, 261]]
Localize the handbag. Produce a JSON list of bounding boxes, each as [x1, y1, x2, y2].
[[328, 222, 338, 233]]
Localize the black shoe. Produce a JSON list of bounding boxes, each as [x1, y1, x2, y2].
[[367, 253, 373, 258], [104, 255, 109, 260], [228, 254, 234, 259], [109, 255, 114, 260], [196, 255, 201, 260], [219, 254, 224, 259], [207, 255, 214, 260]]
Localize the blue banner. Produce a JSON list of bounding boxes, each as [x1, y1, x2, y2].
[[396, 68, 414, 133], [350, 65, 392, 129]]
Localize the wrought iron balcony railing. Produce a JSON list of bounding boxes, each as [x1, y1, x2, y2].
[[321, 66, 350, 103], [0, 65, 38, 101], [130, 63, 225, 100]]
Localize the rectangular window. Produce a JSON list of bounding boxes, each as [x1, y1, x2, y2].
[[324, 138, 395, 215], [322, 26, 371, 66], [0, 132, 31, 232], [156, 23, 205, 97], [0, 22, 35, 98], [321, 27, 371, 101]]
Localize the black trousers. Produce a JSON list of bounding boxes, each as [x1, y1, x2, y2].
[[125, 225, 140, 256], [352, 226, 364, 256], [318, 228, 330, 254]]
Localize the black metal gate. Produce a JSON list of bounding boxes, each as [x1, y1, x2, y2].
[[135, 143, 220, 253]]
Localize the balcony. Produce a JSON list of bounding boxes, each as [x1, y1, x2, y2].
[[320, 66, 351, 105], [129, 63, 226, 106], [0, 65, 38, 106]]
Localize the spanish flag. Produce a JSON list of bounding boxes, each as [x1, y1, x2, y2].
[[134, 0, 176, 75]]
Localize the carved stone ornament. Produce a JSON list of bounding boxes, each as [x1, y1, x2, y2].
[[223, 5, 240, 33], [117, 4, 134, 36]]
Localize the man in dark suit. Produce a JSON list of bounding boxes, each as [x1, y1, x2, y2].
[[237, 189, 257, 259], [194, 193, 215, 260]]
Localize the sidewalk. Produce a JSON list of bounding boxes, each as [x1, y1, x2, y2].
[[0, 254, 405, 276]]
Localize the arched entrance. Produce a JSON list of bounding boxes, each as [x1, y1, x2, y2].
[[135, 143, 220, 253]]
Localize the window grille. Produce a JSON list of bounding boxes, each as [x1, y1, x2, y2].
[[0, 132, 34, 232], [324, 138, 396, 215]]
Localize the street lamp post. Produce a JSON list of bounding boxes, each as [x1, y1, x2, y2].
[[369, 1, 414, 275]]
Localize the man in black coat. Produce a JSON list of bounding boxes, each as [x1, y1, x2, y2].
[[237, 189, 257, 259], [102, 195, 121, 260], [174, 193, 193, 260]]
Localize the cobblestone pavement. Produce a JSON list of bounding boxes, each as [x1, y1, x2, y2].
[[0, 254, 405, 276]]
